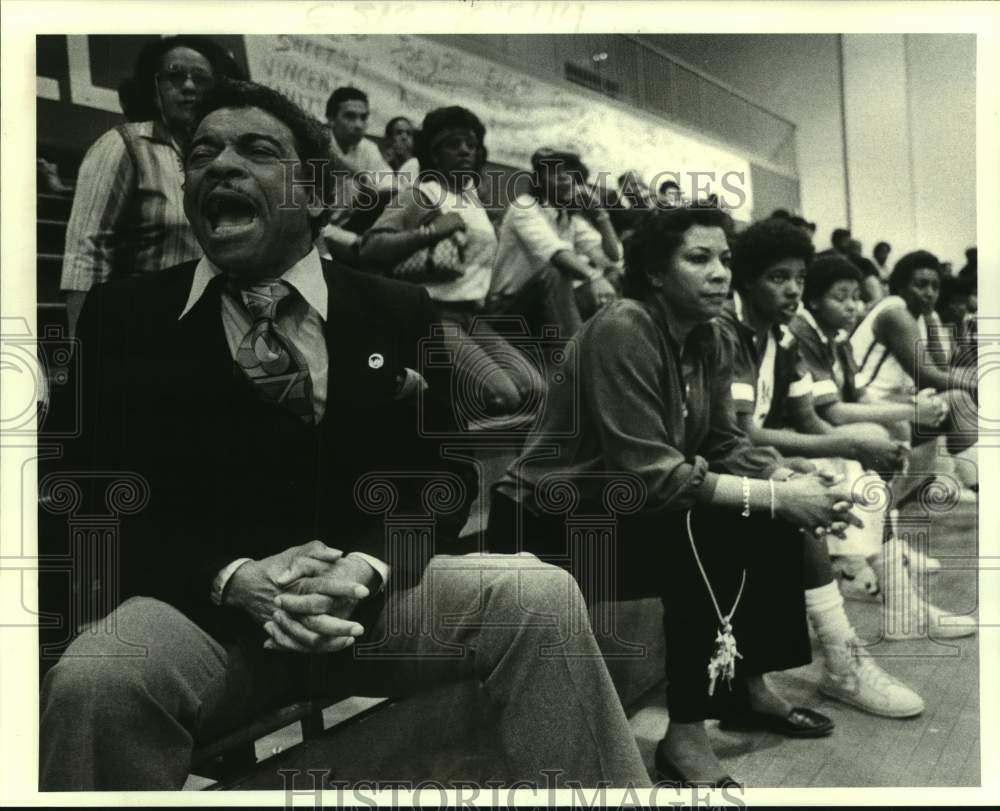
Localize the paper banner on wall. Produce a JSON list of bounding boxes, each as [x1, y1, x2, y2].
[[243, 34, 753, 217]]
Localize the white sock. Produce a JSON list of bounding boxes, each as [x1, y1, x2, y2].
[[805, 581, 856, 673]]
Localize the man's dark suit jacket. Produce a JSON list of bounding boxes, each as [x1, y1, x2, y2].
[[56, 258, 476, 643]]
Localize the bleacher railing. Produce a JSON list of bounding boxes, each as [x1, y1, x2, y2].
[[432, 34, 798, 177]]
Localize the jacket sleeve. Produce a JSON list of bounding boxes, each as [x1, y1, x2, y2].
[[583, 304, 712, 512], [700, 326, 784, 478]]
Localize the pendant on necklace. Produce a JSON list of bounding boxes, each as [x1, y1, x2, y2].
[[706, 621, 743, 696]]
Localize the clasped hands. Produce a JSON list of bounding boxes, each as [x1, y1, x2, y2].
[[769, 458, 864, 539], [224, 540, 377, 654]]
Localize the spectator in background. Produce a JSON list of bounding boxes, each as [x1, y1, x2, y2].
[[818, 227, 852, 259], [959, 246, 977, 283], [360, 106, 543, 418], [608, 170, 654, 242], [846, 238, 863, 259], [382, 115, 419, 186], [320, 87, 394, 260], [615, 170, 656, 209], [872, 242, 892, 278], [770, 208, 791, 220], [324, 86, 392, 183], [60, 35, 245, 336], [849, 254, 885, 308], [873, 240, 892, 279], [488, 148, 619, 340], [657, 178, 683, 209]]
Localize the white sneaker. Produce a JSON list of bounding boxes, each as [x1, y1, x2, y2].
[[884, 599, 977, 640], [900, 541, 941, 576], [879, 539, 976, 640], [820, 642, 924, 718], [833, 555, 881, 602]]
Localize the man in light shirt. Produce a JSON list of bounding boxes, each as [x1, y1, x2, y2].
[[320, 86, 395, 259]]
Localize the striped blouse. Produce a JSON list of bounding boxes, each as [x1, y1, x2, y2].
[[60, 120, 202, 292]]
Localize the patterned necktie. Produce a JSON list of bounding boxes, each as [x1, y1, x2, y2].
[[232, 280, 314, 424]]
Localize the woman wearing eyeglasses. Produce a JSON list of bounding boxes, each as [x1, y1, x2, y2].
[[60, 36, 246, 335]]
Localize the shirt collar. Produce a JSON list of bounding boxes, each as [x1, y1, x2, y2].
[[799, 307, 848, 345], [179, 248, 329, 320], [732, 291, 786, 342], [644, 295, 716, 355], [141, 118, 182, 152], [798, 307, 828, 344]]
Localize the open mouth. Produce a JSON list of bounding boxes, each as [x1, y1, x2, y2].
[[205, 191, 258, 236]]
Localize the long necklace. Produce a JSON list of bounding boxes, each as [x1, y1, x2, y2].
[[685, 509, 746, 696]]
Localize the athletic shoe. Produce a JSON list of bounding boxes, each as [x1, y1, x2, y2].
[[820, 641, 924, 718], [879, 539, 975, 640]]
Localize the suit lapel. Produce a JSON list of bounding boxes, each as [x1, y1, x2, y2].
[[169, 270, 248, 410]]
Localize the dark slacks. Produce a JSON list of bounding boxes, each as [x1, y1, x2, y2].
[[487, 491, 811, 722]]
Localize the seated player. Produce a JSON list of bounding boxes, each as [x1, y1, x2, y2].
[[791, 255, 975, 637], [717, 218, 930, 719]]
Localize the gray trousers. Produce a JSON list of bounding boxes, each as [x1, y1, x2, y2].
[[39, 554, 650, 790]]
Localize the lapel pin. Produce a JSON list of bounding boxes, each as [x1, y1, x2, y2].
[[368, 353, 384, 369]]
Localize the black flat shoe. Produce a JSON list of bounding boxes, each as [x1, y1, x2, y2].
[[654, 741, 743, 789], [718, 706, 835, 738]]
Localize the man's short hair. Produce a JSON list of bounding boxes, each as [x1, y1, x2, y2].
[[730, 218, 816, 292], [888, 250, 942, 295], [623, 203, 734, 300], [770, 208, 791, 220], [804, 255, 863, 307], [325, 86, 369, 120], [831, 227, 851, 244], [874, 240, 891, 253], [189, 78, 333, 238], [658, 179, 681, 194]]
